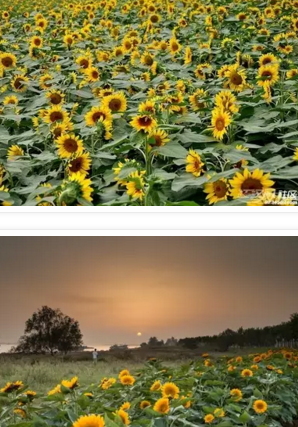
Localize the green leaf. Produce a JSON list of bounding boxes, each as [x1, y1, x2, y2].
[[238, 411, 251, 423], [172, 173, 208, 192], [157, 141, 188, 158]]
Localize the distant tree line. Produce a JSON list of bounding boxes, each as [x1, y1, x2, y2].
[[141, 313, 298, 351]]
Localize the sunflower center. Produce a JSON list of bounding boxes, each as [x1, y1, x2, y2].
[[92, 112, 105, 122], [50, 94, 62, 104], [69, 158, 82, 172], [241, 178, 262, 192], [138, 116, 152, 127], [2, 56, 13, 67], [151, 15, 159, 23], [109, 99, 122, 111], [144, 55, 153, 65], [14, 78, 25, 89], [171, 42, 179, 51], [50, 111, 63, 122], [214, 181, 227, 197], [92, 71, 99, 79], [34, 38, 41, 46], [231, 73, 243, 85], [64, 138, 78, 153], [80, 59, 89, 68], [262, 70, 273, 79], [153, 135, 162, 146], [215, 118, 225, 131]]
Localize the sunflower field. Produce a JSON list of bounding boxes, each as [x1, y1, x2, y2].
[[1, 350, 298, 427], [1, 0, 298, 206]]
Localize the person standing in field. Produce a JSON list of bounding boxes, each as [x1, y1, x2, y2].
[[92, 348, 98, 363]]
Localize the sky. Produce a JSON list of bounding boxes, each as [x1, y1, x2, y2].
[[0, 236, 297, 347]]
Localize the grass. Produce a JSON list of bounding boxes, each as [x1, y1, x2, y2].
[[0, 346, 273, 393]]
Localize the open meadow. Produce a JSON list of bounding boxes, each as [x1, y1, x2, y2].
[[0, 0, 298, 205], [1, 348, 298, 427]]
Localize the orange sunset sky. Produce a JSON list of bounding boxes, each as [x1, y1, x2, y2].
[[0, 236, 297, 347]]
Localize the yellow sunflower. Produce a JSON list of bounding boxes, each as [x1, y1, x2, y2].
[[214, 91, 239, 114], [7, 145, 24, 159], [68, 172, 93, 203], [253, 400, 268, 414], [150, 380, 162, 391], [169, 37, 181, 54], [30, 36, 43, 49], [204, 179, 229, 204], [3, 95, 18, 106], [189, 89, 207, 111], [43, 106, 69, 124], [195, 63, 211, 80], [161, 382, 179, 399], [229, 168, 274, 198], [115, 410, 130, 425], [230, 388, 242, 401], [119, 369, 130, 378], [48, 385, 61, 395], [39, 74, 53, 90], [130, 115, 157, 133], [120, 402, 131, 411], [257, 65, 279, 87], [140, 401, 151, 409], [259, 53, 278, 67], [148, 129, 170, 148], [241, 369, 253, 377], [204, 414, 215, 424], [56, 134, 83, 159], [61, 376, 78, 389], [68, 152, 91, 176], [126, 172, 145, 201], [225, 65, 247, 92], [73, 414, 105, 427], [120, 375, 136, 385], [0, 53, 17, 69], [46, 90, 65, 105], [85, 106, 113, 127], [210, 107, 231, 140], [153, 398, 170, 414], [102, 92, 127, 113], [186, 149, 204, 177], [11, 75, 29, 92], [85, 67, 100, 82], [76, 55, 93, 69]]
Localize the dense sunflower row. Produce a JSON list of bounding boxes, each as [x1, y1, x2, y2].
[[1, 349, 298, 426], [1, 0, 298, 205]]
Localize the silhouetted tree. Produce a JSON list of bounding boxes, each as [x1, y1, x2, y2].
[[13, 306, 83, 354]]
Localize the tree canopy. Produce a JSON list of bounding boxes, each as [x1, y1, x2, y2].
[[13, 306, 83, 354]]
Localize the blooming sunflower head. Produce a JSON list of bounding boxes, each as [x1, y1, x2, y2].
[[186, 149, 204, 177], [257, 65, 279, 87], [204, 414, 215, 424], [56, 134, 83, 159], [0, 53, 17, 69], [120, 374, 136, 385], [253, 399, 268, 414], [115, 409, 130, 425], [210, 107, 231, 140], [153, 397, 170, 414], [229, 168, 274, 199], [230, 388, 242, 401], [161, 382, 179, 399], [204, 178, 229, 205], [130, 115, 157, 133], [102, 92, 127, 113], [73, 414, 105, 427], [85, 106, 112, 127]]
